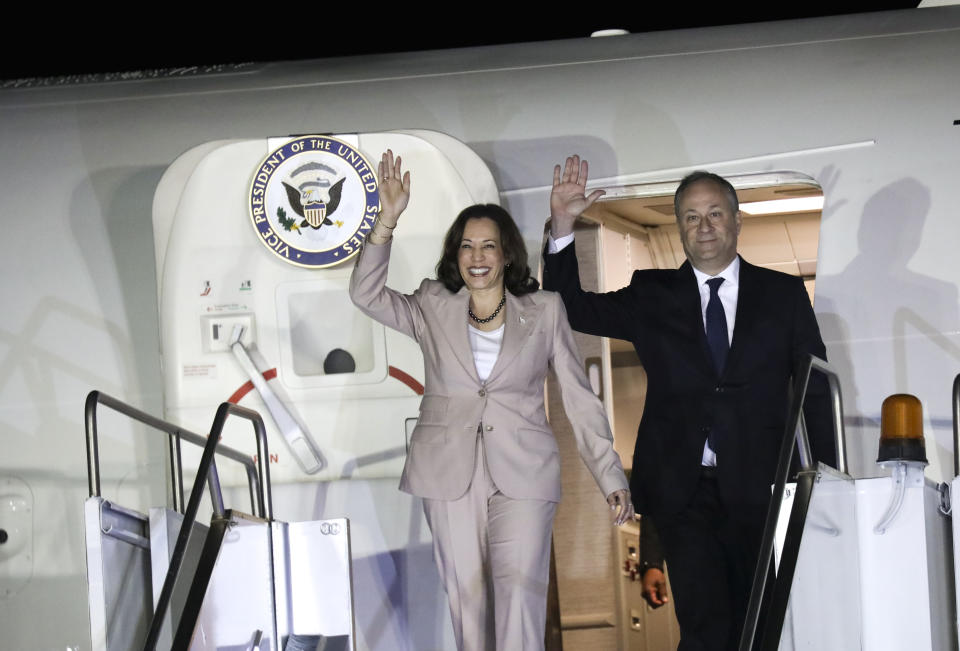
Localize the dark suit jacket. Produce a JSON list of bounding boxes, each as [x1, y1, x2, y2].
[[543, 243, 835, 517]]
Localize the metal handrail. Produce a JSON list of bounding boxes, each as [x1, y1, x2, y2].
[[801, 356, 848, 475], [84, 390, 261, 514], [143, 401, 274, 651], [953, 373, 960, 477], [739, 354, 846, 651]]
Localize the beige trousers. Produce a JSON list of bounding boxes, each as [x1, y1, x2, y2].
[[422, 435, 557, 651]]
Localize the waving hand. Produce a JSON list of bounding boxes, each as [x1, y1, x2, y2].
[[550, 155, 605, 239], [378, 149, 410, 227]]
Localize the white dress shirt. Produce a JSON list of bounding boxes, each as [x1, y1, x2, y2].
[[547, 232, 741, 466], [692, 257, 739, 465], [691, 258, 739, 347]]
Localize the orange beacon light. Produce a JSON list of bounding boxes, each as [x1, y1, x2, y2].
[[877, 394, 928, 464]]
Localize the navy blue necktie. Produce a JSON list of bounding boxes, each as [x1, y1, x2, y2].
[[705, 277, 728, 453], [705, 277, 729, 375]]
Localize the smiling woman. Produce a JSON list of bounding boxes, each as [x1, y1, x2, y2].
[[435, 203, 538, 298], [433, 204, 538, 332], [349, 149, 633, 651], [458, 218, 505, 295]]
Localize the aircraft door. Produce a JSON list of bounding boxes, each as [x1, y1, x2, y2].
[[153, 131, 499, 487]]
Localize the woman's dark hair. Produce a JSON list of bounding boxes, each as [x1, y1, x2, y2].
[[436, 204, 539, 295]]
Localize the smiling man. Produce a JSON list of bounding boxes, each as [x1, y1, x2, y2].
[[542, 157, 836, 651]]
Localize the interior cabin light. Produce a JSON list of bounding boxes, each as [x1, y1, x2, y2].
[[877, 393, 928, 464], [738, 196, 824, 216]]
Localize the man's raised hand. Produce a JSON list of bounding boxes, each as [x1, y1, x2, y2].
[[549, 155, 605, 239]]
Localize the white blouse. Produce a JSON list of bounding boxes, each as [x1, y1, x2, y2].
[[468, 323, 504, 382]]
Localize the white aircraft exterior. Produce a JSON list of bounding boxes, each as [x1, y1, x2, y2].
[[1, 6, 959, 650]]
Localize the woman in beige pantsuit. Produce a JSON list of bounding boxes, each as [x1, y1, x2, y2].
[[349, 150, 633, 651]]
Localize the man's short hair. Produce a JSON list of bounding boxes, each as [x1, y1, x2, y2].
[[674, 171, 739, 217]]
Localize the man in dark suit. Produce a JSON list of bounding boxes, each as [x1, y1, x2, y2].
[[542, 156, 836, 651]]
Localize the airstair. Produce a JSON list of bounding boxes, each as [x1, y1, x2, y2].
[[742, 358, 958, 651], [83, 390, 354, 651]]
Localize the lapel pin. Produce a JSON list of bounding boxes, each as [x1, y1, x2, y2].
[[519, 315, 526, 324]]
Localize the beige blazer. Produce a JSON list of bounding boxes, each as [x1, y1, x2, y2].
[[349, 238, 628, 503]]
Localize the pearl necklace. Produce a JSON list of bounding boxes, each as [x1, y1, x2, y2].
[[469, 294, 506, 324]]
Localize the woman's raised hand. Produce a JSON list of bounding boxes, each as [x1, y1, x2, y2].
[[378, 149, 410, 226]]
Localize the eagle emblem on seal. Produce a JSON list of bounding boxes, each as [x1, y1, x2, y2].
[[282, 177, 346, 230]]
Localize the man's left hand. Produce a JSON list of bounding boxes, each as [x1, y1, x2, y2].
[[641, 567, 669, 608]]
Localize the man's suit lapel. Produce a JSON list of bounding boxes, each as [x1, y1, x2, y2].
[[725, 256, 760, 375], [485, 292, 543, 385], [432, 287, 482, 384]]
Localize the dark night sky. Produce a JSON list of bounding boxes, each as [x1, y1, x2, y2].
[[0, 3, 920, 81]]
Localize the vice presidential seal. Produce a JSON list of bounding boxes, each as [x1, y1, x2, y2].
[[249, 135, 380, 268]]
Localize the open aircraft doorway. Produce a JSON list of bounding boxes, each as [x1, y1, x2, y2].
[[541, 172, 823, 651], [151, 131, 500, 650]]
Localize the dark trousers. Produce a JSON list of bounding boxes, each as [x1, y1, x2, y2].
[[653, 470, 767, 651]]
